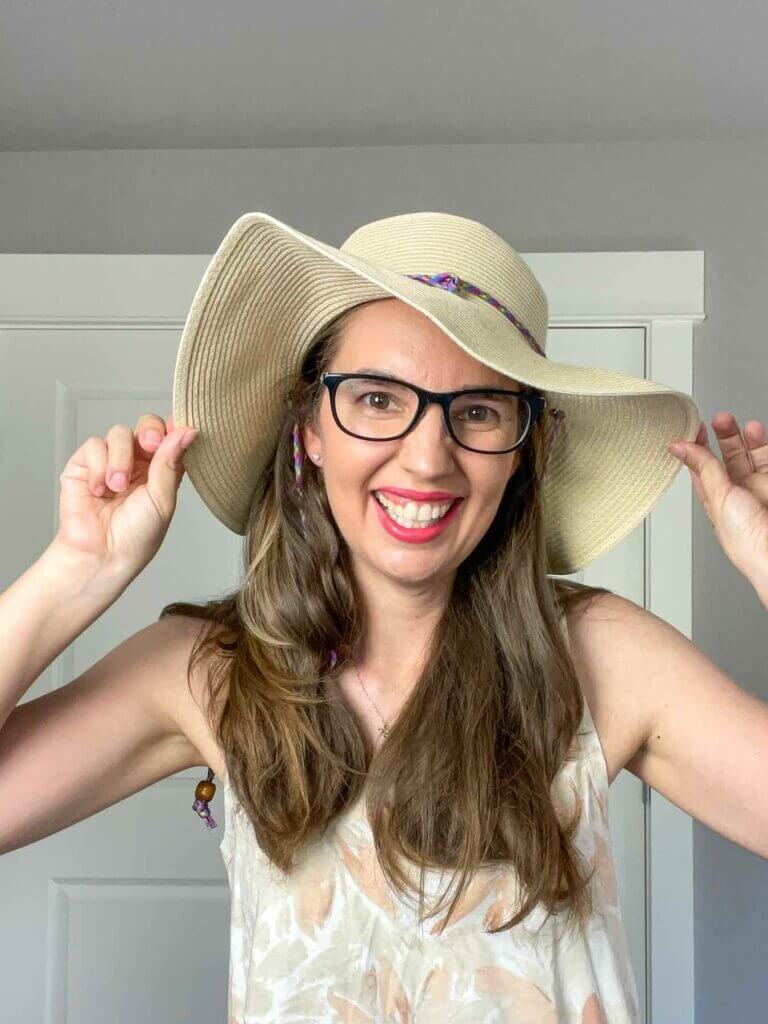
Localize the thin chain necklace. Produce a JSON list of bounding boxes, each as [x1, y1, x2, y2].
[[352, 660, 402, 738]]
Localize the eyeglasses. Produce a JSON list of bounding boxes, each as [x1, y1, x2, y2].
[[320, 372, 547, 454]]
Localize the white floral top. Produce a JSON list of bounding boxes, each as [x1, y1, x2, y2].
[[218, 610, 641, 1023]]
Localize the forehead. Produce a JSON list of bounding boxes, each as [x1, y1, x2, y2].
[[333, 298, 520, 390]]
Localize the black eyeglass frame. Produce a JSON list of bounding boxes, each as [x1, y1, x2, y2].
[[319, 371, 547, 455]]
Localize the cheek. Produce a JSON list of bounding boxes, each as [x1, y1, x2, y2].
[[479, 461, 517, 501], [322, 451, 380, 517], [471, 475, 514, 525], [326, 442, 384, 487]]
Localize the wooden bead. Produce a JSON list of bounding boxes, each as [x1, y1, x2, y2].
[[195, 780, 216, 802]]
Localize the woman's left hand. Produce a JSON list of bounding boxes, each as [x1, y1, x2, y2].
[[668, 413, 768, 586]]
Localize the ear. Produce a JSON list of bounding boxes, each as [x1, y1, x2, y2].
[[301, 421, 322, 460]]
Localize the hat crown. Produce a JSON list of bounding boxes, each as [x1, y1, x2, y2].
[[340, 211, 549, 351]]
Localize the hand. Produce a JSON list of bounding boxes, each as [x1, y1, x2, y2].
[[668, 413, 768, 585], [54, 413, 199, 575]]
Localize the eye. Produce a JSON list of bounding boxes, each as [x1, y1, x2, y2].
[[360, 390, 398, 410], [458, 404, 498, 422]]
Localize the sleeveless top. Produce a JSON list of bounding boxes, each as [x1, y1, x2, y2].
[[217, 609, 642, 1023]]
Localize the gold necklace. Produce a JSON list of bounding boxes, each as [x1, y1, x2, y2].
[[352, 660, 401, 738]]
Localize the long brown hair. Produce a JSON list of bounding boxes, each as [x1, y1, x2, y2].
[[160, 300, 613, 939]]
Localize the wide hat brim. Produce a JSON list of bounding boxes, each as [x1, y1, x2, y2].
[[173, 211, 701, 576]]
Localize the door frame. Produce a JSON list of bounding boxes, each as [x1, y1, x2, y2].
[[0, 249, 704, 1024], [530, 249, 704, 1024]]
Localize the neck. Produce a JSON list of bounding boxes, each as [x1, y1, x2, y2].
[[350, 565, 452, 696]]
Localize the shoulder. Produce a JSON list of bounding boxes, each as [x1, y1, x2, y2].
[[562, 591, 664, 786], [148, 614, 228, 779]]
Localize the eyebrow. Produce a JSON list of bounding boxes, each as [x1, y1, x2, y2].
[[352, 367, 503, 391]]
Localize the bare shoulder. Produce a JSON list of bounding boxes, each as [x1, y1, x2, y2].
[[150, 614, 228, 780], [564, 590, 768, 857], [563, 591, 663, 787]]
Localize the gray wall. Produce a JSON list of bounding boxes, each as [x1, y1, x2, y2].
[[2, 140, 767, 1021]]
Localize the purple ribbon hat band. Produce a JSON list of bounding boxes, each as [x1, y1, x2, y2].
[[405, 271, 546, 357]]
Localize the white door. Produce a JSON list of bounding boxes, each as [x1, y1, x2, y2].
[[0, 315, 242, 1022], [0, 256, 682, 1022]]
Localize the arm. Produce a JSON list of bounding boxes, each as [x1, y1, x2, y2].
[[0, 543, 207, 855], [0, 540, 139, 730], [580, 592, 768, 860], [748, 565, 768, 611]]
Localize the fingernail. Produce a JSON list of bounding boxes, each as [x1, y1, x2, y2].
[[668, 443, 685, 458], [109, 471, 128, 490], [144, 430, 162, 447], [180, 429, 199, 449]]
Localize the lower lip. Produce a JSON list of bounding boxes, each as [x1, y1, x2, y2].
[[372, 493, 463, 544]]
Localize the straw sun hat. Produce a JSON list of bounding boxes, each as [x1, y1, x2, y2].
[[172, 210, 701, 576]]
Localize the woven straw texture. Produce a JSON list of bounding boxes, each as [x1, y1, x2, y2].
[[173, 211, 701, 575]]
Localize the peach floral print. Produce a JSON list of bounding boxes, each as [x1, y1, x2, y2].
[[218, 609, 642, 1023]]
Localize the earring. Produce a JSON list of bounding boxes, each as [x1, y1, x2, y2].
[[312, 452, 321, 462], [192, 767, 217, 829]]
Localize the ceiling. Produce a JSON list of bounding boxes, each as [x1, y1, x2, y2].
[[2, 0, 767, 151]]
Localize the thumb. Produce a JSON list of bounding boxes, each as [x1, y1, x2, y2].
[[668, 440, 730, 501], [146, 427, 198, 518]]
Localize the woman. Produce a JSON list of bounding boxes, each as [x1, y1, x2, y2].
[[2, 211, 767, 1023]]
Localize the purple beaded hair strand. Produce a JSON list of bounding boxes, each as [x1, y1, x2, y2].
[[545, 408, 564, 462], [292, 421, 305, 492], [292, 422, 309, 529]]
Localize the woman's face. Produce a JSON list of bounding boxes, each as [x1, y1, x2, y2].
[[302, 298, 525, 589]]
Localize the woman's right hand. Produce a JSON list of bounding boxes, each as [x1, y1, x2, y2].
[[53, 413, 199, 575]]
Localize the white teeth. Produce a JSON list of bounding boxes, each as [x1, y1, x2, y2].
[[374, 492, 454, 528]]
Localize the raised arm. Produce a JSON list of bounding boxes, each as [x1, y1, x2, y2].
[[571, 592, 768, 860], [0, 540, 207, 854], [0, 412, 205, 854]]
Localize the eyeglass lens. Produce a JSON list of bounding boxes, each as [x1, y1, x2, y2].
[[333, 377, 530, 452]]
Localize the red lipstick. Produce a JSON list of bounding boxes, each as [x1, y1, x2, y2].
[[371, 492, 463, 544], [374, 486, 460, 502]]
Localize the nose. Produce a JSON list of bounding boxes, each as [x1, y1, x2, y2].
[[398, 401, 456, 468]]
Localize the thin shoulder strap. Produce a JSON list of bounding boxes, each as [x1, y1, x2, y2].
[[560, 606, 610, 807]]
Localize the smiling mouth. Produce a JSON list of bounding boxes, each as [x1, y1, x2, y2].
[[373, 490, 460, 528]]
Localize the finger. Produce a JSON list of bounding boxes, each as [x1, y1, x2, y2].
[[694, 422, 716, 500], [668, 422, 709, 506], [134, 413, 168, 454], [669, 426, 732, 497], [694, 420, 711, 449], [145, 426, 199, 520], [104, 424, 137, 493], [743, 419, 768, 473], [710, 412, 754, 482], [82, 436, 108, 496]]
